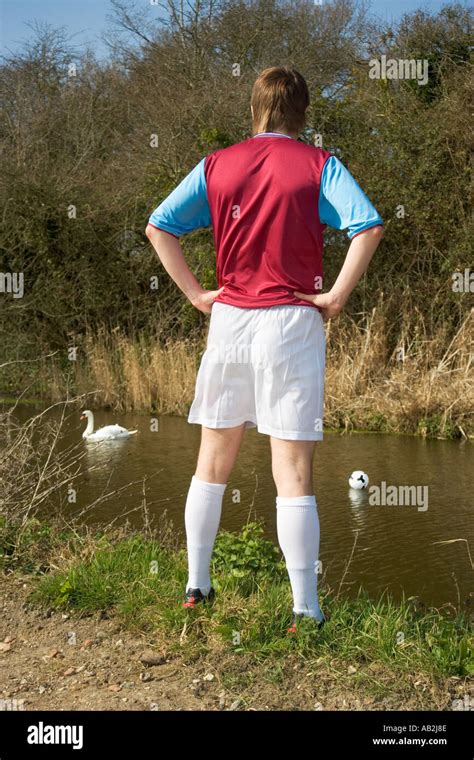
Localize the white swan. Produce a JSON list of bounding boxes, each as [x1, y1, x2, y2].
[[80, 410, 138, 441]]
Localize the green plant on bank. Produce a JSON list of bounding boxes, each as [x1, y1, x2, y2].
[[26, 521, 473, 680], [211, 521, 287, 592], [417, 415, 458, 440], [365, 413, 389, 433]]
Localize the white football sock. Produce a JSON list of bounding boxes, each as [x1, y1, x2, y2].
[[184, 475, 226, 595], [276, 494, 324, 621]]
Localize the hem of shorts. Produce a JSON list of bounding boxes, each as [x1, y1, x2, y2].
[[188, 415, 257, 429], [256, 424, 323, 441], [188, 416, 323, 440]]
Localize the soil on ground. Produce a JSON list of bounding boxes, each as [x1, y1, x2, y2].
[[0, 575, 470, 712]]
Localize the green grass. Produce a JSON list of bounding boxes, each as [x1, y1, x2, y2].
[[25, 521, 473, 680]]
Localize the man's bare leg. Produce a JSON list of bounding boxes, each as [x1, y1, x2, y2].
[[184, 424, 245, 604], [270, 437, 324, 625]]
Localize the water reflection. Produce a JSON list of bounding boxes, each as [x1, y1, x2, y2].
[[82, 437, 132, 473], [348, 487, 369, 528]]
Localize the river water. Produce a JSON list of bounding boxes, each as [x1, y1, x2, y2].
[[9, 407, 474, 610]]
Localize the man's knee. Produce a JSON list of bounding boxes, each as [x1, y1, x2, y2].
[[272, 466, 312, 494], [195, 425, 245, 483], [270, 438, 315, 496]]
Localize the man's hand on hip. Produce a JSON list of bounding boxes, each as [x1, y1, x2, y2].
[[293, 290, 345, 321], [190, 287, 225, 314]]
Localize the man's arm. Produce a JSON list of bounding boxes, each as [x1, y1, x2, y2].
[[294, 225, 383, 319], [145, 159, 223, 314], [295, 155, 384, 319], [145, 225, 223, 314]]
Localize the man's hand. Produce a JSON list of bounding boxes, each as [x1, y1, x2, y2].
[[146, 226, 224, 314], [294, 226, 384, 321], [293, 290, 345, 321], [190, 286, 225, 314]]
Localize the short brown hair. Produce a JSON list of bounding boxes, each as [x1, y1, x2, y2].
[[251, 67, 309, 135]]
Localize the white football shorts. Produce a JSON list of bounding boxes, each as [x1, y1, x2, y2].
[[187, 302, 326, 440]]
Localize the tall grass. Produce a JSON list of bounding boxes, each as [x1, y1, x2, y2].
[[70, 330, 199, 416], [35, 302, 473, 438], [324, 303, 473, 438]]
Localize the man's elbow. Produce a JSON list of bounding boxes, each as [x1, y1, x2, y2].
[[145, 223, 157, 240], [351, 225, 384, 243], [146, 224, 179, 243]]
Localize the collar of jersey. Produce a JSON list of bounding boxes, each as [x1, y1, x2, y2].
[[252, 132, 293, 139]]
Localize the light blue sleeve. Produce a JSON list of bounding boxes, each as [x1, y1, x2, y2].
[[318, 156, 383, 239], [148, 158, 211, 237]]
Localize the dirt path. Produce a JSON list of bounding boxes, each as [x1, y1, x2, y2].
[[0, 575, 468, 711], [0, 575, 224, 711]]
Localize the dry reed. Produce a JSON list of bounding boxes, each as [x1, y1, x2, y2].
[[35, 306, 473, 438]]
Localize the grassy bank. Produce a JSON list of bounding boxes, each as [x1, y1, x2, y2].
[[2, 517, 473, 688], [4, 303, 473, 440]]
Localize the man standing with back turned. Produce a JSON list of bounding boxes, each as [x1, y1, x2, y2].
[[146, 67, 383, 633]]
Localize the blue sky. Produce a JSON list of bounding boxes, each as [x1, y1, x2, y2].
[[0, 0, 468, 60]]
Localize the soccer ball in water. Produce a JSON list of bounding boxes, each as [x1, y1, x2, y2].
[[348, 470, 369, 490]]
